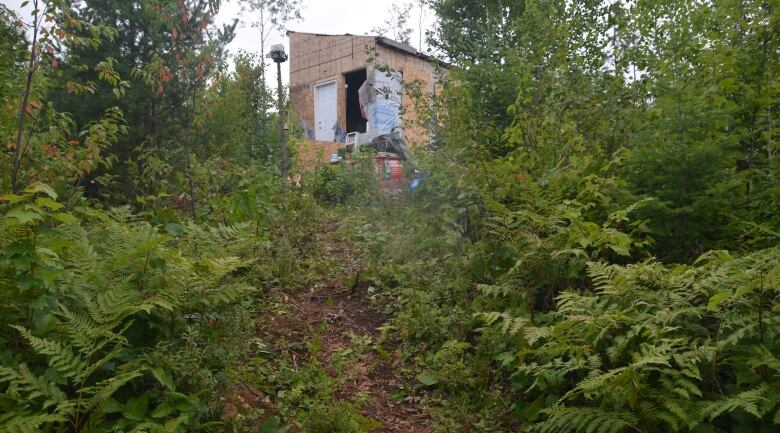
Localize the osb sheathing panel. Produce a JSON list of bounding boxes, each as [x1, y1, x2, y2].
[[289, 32, 439, 166], [289, 33, 376, 134], [293, 139, 343, 171]]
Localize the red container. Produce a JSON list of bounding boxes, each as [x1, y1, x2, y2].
[[375, 152, 405, 195]]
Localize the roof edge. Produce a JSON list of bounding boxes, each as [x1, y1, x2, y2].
[[375, 37, 450, 68], [285, 30, 450, 68], [286, 30, 373, 37]]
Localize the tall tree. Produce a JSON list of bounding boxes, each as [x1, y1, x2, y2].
[[427, 0, 779, 262], [242, 0, 300, 177], [144, 0, 236, 221], [0, 6, 26, 145], [54, 0, 235, 207], [196, 52, 278, 163], [8, 0, 121, 194], [415, 0, 426, 51], [243, 0, 302, 79], [372, 1, 414, 45]]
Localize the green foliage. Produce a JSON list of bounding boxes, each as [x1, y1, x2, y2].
[[532, 407, 638, 433], [311, 156, 378, 205], [503, 249, 780, 432], [0, 6, 25, 129], [2, 0, 779, 433], [373, 198, 778, 432], [312, 166, 362, 204], [2, 0, 127, 195], [427, 0, 779, 263], [0, 185, 257, 432], [46, 0, 241, 205], [302, 402, 380, 433], [361, 1, 780, 431], [196, 52, 280, 164]]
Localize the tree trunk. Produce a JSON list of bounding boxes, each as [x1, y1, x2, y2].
[[11, 3, 40, 195], [184, 88, 198, 223], [11, 70, 35, 195]]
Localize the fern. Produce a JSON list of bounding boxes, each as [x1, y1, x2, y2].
[[487, 245, 780, 432], [0, 363, 69, 410], [11, 325, 88, 380], [477, 311, 531, 336], [533, 406, 639, 433], [80, 370, 144, 413], [0, 413, 67, 433], [703, 385, 772, 420], [1, 190, 259, 432], [198, 282, 256, 308]]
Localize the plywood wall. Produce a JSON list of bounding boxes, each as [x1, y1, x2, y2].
[[374, 44, 438, 146], [288, 32, 441, 165], [289, 32, 376, 138]]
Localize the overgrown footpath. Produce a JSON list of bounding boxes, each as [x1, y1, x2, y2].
[[226, 211, 435, 433]]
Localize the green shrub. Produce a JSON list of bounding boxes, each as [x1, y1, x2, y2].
[[311, 157, 377, 205], [0, 184, 257, 432]]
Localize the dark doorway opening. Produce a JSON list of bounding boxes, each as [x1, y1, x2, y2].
[[345, 68, 368, 134]]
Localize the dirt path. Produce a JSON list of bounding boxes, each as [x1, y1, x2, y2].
[[260, 221, 434, 433]]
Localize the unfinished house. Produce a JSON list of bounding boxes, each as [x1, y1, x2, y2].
[[287, 31, 443, 169]]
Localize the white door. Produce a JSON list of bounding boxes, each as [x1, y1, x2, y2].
[[315, 81, 337, 141]]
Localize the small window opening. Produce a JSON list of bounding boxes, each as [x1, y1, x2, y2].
[[345, 68, 368, 134]]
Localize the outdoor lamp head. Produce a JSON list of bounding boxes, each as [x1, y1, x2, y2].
[[267, 44, 288, 63]]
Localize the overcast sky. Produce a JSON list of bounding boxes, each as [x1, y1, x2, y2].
[[3, 0, 435, 84]]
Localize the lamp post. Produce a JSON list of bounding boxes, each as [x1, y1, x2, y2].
[[267, 44, 289, 184]]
